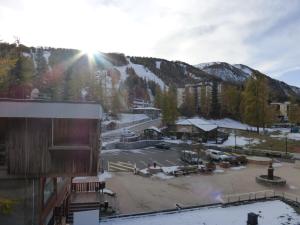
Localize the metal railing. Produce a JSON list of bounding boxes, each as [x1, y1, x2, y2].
[[223, 190, 300, 205]]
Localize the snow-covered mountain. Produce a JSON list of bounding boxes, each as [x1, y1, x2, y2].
[[194, 61, 300, 101], [195, 62, 251, 84]]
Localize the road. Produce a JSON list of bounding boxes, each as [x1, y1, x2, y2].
[[102, 118, 161, 142], [101, 146, 185, 170]]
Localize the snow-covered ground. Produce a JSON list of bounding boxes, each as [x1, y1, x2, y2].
[[206, 133, 260, 147], [270, 129, 300, 141], [99, 200, 300, 225]]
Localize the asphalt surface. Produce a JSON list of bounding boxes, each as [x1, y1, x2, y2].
[[101, 147, 186, 170], [102, 118, 161, 142]]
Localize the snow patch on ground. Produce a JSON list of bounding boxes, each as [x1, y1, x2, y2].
[[164, 139, 193, 145], [98, 171, 112, 181], [273, 163, 282, 168], [289, 185, 298, 190], [152, 172, 174, 180], [99, 200, 300, 225], [161, 166, 179, 174], [206, 133, 260, 147], [270, 129, 300, 141], [230, 166, 246, 171], [214, 169, 225, 173]]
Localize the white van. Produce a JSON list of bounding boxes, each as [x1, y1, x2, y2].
[[206, 149, 230, 161]]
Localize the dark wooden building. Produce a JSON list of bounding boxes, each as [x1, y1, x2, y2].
[[0, 99, 103, 225]]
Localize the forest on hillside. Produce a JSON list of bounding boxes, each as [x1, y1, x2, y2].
[[1, 42, 300, 127]]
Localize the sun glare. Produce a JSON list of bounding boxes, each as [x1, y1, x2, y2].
[[81, 47, 97, 57]]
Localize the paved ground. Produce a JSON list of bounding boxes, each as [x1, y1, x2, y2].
[[102, 162, 300, 214], [101, 147, 186, 170]]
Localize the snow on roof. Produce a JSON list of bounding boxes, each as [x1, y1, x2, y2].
[[177, 117, 253, 131], [176, 119, 218, 132], [99, 200, 300, 225], [0, 100, 103, 119], [145, 126, 161, 133]]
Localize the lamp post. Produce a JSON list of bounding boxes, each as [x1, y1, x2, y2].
[[285, 135, 288, 156], [234, 131, 237, 151]]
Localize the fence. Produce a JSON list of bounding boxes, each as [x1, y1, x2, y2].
[[224, 190, 300, 205], [71, 181, 103, 192]]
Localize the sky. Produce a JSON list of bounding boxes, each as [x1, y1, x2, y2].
[[0, 0, 300, 87]]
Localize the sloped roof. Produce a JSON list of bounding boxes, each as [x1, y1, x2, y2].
[[176, 119, 218, 132], [0, 100, 103, 119], [145, 126, 161, 133]]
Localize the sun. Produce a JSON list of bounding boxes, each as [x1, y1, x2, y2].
[[81, 47, 98, 57]]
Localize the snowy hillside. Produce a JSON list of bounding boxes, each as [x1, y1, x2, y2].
[[115, 58, 167, 89], [233, 64, 254, 76], [195, 62, 250, 84]]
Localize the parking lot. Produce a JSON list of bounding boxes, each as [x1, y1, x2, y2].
[[101, 146, 187, 170]]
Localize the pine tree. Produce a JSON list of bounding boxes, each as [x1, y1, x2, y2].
[[242, 72, 271, 132], [154, 86, 163, 109], [222, 84, 242, 120], [162, 87, 178, 125]]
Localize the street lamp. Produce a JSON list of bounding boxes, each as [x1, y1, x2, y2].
[[234, 130, 237, 151], [285, 134, 288, 156]]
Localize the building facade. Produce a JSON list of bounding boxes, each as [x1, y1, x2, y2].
[[0, 99, 103, 225], [177, 81, 222, 113]]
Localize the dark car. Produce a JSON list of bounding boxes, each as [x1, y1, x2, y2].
[[155, 142, 170, 149]]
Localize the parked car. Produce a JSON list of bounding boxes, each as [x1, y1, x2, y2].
[[206, 149, 230, 161], [180, 150, 203, 165], [155, 142, 170, 149]]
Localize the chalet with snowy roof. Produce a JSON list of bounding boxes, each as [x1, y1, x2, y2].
[[171, 118, 219, 142]]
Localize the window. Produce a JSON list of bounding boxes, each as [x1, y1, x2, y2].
[[44, 178, 55, 205]]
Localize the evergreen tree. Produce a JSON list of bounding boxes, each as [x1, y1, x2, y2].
[[222, 84, 242, 120], [162, 87, 178, 125], [154, 86, 163, 109], [35, 48, 47, 85], [242, 72, 273, 132], [111, 87, 122, 117]]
